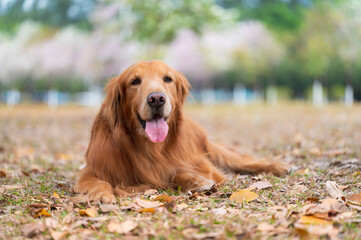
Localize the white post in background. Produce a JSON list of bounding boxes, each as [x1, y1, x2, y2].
[[233, 84, 247, 105], [312, 80, 323, 107], [345, 84, 353, 107], [6, 90, 21, 108], [88, 86, 102, 108], [200, 88, 215, 106], [266, 86, 278, 105], [77, 86, 102, 108], [47, 90, 59, 109]]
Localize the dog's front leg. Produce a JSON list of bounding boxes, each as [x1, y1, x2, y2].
[[74, 166, 116, 203]]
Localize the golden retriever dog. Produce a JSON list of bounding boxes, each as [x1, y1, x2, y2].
[[75, 60, 288, 203]]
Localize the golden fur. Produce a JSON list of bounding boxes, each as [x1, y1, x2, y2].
[[75, 61, 288, 203]]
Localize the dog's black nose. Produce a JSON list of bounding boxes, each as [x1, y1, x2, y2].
[[147, 92, 166, 108]]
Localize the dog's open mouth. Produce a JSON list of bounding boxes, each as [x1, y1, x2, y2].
[[138, 114, 169, 143]]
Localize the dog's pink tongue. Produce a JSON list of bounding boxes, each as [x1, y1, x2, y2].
[[145, 118, 169, 143]]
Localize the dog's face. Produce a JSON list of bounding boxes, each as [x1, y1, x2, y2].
[[103, 61, 190, 143]]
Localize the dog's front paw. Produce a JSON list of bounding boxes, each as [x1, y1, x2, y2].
[[268, 161, 290, 176], [88, 190, 116, 203]]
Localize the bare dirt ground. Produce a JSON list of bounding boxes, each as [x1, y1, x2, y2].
[[0, 104, 360, 239]]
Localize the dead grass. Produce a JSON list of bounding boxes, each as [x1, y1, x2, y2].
[[0, 103, 360, 239]]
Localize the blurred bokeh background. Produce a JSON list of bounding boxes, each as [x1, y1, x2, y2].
[[0, 0, 360, 107]]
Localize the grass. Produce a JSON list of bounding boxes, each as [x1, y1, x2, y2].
[[0, 103, 360, 239]]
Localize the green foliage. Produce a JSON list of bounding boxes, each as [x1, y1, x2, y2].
[[242, 2, 305, 33], [120, 0, 235, 43], [217, 0, 310, 33], [0, 0, 95, 34]]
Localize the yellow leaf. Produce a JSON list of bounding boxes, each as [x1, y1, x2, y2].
[[56, 153, 73, 161], [138, 208, 156, 213], [230, 190, 258, 203], [34, 209, 52, 218], [299, 216, 332, 226], [53, 191, 60, 199], [79, 207, 98, 217], [154, 194, 173, 203]]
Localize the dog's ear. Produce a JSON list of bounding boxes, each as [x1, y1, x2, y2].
[[174, 71, 190, 104], [102, 76, 123, 129]]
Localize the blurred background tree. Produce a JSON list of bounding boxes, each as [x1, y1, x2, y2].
[[0, 0, 360, 101]]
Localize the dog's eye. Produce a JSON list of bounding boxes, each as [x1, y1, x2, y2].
[[131, 77, 141, 86], [163, 76, 172, 83]]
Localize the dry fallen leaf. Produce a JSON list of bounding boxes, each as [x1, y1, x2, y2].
[[2, 185, 25, 190], [176, 203, 188, 211], [257, 222, 275, 232], [33, 209, 52, 218], [325, 181, 345, 202], [154, 194, 173, 203], [144, 189, 158, 195], [53, 191, 60, 199], [292, 184, 308, 194], [56, 153, 73, 161], [211, 207, 227, 216], [347, 192, 361, 205], [79, 207, 98, 217], [0, 170, 6, 178], [309, 147, 322, 156], [0, 186, 5, 194], [135, 198, 162, 208], [100, 204, 119, 213], [299, 215, 332, 226], [138, 207, 156, 213], [230, 190, 258, 203], [107, 220, 138, 234], [50, 231, 68, 240], [295, 222, 339, 238], [21, 222, 45, 238], [323, 149, 347, 157], [249, 181, 272, 190]]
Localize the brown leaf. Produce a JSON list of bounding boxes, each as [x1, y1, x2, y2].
[[107, 220, 138, 234], [302, 198, 346, 220], [0, 170, 6, 178], [306, 197, 319, 203], [322, 149, 347, 157], [249, 181, 272, 190], [0, 186, 5, 194], [33, 209, 52, 218], [134, 198, 162, 208], [347, 192, 361, 205], [154, 194, 173, 203], [2, 185, 25, 190], [292, 184, 308, 194], [309, 147, 322, 156], [50, 231, 68, 240], [229, 190, 258, 203], [257, 222, 275, 232], [21, 222, 45, 238], [325, 181, 345, 202], [100, 204, 119, 213], [79, 207, 98, 217], [29, 203, 48, 209]]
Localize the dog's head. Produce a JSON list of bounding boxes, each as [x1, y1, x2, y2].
[[102, 61, 190, 143]]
